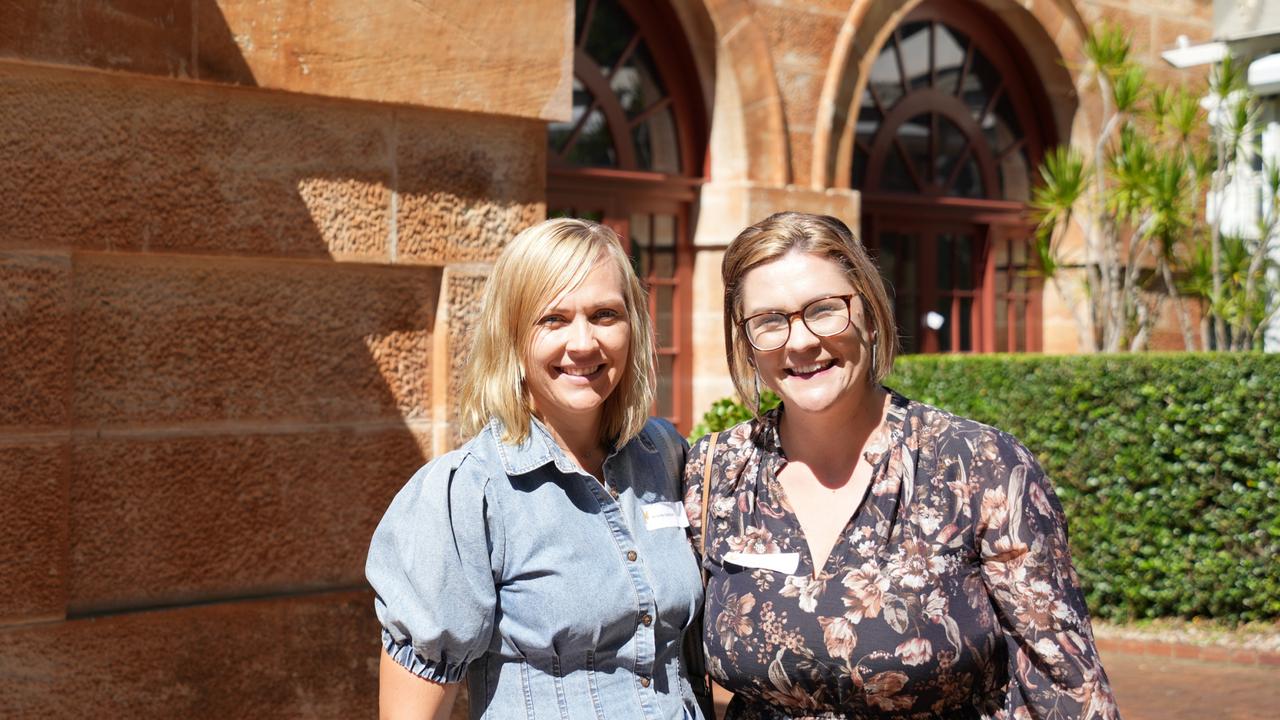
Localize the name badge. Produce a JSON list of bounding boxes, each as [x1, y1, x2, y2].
[[641, 501, 690, 530], [723, 551, 801, 575]]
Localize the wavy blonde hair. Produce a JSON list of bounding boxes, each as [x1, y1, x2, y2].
[[460, 218, 656, 445], [721, 211, 898, 415]]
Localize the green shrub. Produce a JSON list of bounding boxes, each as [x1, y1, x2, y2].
[[689, 353, 1280, 623]]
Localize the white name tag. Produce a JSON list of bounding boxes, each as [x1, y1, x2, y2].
[[723, 551, 801, 575], [641, 501, 690, 530]]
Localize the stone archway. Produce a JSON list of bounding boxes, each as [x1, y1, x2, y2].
[[812, 0, 1087, 191], [689, 0, 790, 186]]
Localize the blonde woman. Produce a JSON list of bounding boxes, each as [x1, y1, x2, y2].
[[367, 218, 705, 719], [685, 212, 1118, 719]]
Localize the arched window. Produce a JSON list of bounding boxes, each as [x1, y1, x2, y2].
[[852, 1, 1051, 354], [548, 0, 706, 431]]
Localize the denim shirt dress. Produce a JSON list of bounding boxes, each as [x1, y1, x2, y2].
[[366, 416, 705, 720]]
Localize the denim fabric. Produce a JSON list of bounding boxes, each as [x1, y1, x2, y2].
[[366, 416, 705, 720]]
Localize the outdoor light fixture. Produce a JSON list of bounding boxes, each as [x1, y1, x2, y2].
[[1161, 35, 1228, 69]]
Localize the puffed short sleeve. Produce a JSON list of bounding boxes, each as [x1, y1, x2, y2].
[[365, 451, 504, 684]]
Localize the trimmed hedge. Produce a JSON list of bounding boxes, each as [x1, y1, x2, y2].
[[691, 354, 1280, 623]]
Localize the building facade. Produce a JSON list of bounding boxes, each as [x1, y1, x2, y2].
[[0, 0, 1211, 716]]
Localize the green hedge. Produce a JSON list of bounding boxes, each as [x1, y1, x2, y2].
[[690, 354, 1280, 623]]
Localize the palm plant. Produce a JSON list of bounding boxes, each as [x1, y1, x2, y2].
[[1033, 24, 1279, 351], [1031, 24, 1200, 351]]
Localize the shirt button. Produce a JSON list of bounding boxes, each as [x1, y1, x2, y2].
[[641, 613, 653, 627], [639, 676, 651, 688], [626, 550, 638, 562]]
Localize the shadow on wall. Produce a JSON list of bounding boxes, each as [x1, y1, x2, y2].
[[0, 2, 539, 716]]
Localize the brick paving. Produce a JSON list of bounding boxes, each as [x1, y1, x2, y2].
[[704, 647, 1280, 720], [1103, 649, 1280, 720]]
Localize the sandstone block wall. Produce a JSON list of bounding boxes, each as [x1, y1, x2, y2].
[[0, 1, 562, 716]]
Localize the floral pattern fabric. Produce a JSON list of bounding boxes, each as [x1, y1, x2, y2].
[[684, 391, 1120, 720]]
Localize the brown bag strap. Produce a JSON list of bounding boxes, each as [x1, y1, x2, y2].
[[699, 431, 719, 582]]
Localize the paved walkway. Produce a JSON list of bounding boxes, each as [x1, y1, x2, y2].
[[1103, 649, 1280, 720]]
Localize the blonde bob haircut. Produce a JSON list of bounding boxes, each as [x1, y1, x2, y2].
[[460, 217, 656, 446], [721, 211, 898, 415]]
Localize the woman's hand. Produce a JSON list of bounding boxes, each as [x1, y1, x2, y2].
[[379, 648, 460, 720]]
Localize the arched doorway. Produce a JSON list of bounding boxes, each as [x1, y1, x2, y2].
[[548, 0, 707, 431], [852, 1, 1052, 353]]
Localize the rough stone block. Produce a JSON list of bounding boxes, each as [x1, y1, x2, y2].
[[69, 428, 430, 613], [434, 267, 492, 451], [73, 253, 438, 426], [0, 2, 193, 78], [209, 0, 573, 121], [0, 442, 69, 624], [753, 3, 842, 69], [395, 112, 546, 264], [0, 591, 378, 718], [0, 252, 71, 428], [0, 63, 393, 259]]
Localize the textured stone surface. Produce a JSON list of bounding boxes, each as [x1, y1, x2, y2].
[[395, 111, 546, 264], [68, 427, 428, 613], [0, 591, 379, 718], [73, 253, 437, 427], [0, 252, 71, 428], [0, 442, 69, 624], [753, 3, 842, 71], [0, 1, 571, 121], [210, 0, 573, 120], [0, 63, 393, 259], [436, 267, 492, 450], [0, 2, 194, 78]]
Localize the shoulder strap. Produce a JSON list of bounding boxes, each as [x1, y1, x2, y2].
[[699, 432, 720, 575]]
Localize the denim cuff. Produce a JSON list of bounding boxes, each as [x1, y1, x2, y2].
[[381, 629, 469, 684]]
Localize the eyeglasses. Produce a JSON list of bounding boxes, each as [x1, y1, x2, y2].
[[739, 294, 855, 351]]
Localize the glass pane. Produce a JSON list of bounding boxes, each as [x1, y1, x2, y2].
[[935, 24, 969, 94], [612, 44, 658, 116], [653, 214, 675, 247], [654, 250, 675, 278], [936, 234, 954, 289], [956, 156, 984, 198], [960, 48, 1001, 121], [857, 92, 883, 137], [583, 0, 636, 70], [897, 22, 931, 91], [959, 297, 973, 352], [1014, 299, 1027, 351], [934, 115, 969, 192], [881, 112, 932, 195], [995, 297, 1009, 352], [656, 284, 674, 347], [634, 106, 680, 173], [574, 0, 589, 46], [876, 240, 896, 287], [955, 234, 974, 290], [934, 298, 951, 352], [548, 78, 593, 155], [868, 39, 905, 109], [563, 106, 617, 167], [657, 354, 674, 418], [630, 212, 651, 277], [851, 147, 868, 189], [898, 293, 918, 354], [999, 146, 1031, 202], [630, 212, 651, 249]]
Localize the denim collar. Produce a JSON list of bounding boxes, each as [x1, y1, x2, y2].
[[488, 415, 622, 477]]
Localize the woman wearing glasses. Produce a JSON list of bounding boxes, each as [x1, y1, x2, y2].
[[685, 212, 1119, 719]]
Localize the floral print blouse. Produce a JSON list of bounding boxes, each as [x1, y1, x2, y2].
[[683, 391, 1120, 720]]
